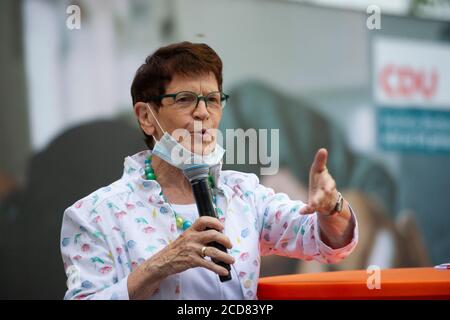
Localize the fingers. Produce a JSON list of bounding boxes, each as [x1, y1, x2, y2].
[[302, 191, 334, 215], [193, 255, 230, 277], [300, 204, 315, 215], [311, 148, 328, 174], [192, 216, 224, 232], [169, 216, 234, 277], [195, 245, 235, 277], [304, 156, 337, 215], [301, 188, 336, 215], [198, 229, 233, 249], [188, 217, 232, 249], [201, 246, 235, 265]]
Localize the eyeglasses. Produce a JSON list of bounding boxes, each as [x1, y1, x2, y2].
[[148, 91, 229, 110]]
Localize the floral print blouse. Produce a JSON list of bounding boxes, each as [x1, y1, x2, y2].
[[60, 150, 358, 300]]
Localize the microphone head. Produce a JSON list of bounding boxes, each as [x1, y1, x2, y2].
[[183, 164, 210, 182]]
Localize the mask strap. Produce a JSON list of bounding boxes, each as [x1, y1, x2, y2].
[[146, 103, 166, 138]]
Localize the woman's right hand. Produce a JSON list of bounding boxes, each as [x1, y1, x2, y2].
[[150, 216, 235, 277], [128, 216, 235, 299]]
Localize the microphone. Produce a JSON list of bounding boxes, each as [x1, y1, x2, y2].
[[183, 164, 232, 282]]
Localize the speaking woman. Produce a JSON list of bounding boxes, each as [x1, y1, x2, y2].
[[60, 42, 358, 300]]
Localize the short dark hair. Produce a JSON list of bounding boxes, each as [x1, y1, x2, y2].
[[131, 41, 223, 149]]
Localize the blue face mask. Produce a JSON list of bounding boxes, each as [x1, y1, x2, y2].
[[146, 104, 225, 170]]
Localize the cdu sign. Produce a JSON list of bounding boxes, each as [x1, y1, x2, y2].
[[373, 37, 450, 153]]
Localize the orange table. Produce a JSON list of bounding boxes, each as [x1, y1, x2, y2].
[[257, 267, 450, 299]]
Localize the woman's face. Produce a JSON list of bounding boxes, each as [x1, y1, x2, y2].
[[149, 72, 223, 155]]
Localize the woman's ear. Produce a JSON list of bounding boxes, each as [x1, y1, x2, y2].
[[134, 102, 156, 137]]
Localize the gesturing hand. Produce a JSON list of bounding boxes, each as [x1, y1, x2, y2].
[[300, 148, 339, 216]]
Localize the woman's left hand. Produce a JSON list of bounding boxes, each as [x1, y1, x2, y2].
[[300, 148, 339, 216]]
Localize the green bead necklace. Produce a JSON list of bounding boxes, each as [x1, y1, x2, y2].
[[144, 156, 217, 232]]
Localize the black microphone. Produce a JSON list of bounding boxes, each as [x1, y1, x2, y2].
[[183, 164, 232, 282]]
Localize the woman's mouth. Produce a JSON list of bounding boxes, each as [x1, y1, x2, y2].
[[191, 129, 213, 142]]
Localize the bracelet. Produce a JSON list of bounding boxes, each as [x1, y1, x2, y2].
[[327, 191, 343, 216]]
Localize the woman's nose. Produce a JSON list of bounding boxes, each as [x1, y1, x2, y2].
[[193, 99, 210, 120]]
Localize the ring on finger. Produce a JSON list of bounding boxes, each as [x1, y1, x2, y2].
[[201, 246, 208, 258]]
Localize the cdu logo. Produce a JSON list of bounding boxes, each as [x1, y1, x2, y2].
[[379, 64, 439, 100]]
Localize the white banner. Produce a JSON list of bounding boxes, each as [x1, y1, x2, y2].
[[373, 37, 450, 109]]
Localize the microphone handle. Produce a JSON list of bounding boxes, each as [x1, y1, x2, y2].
[[191, 178, 232, 282]]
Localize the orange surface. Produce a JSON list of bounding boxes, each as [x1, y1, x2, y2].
[[257, 267, 450, 299]]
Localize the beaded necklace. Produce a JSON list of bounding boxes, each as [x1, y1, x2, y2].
[[144, 156, 217, 232]]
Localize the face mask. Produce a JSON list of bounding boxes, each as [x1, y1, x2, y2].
[[146, 104, 225, 170]]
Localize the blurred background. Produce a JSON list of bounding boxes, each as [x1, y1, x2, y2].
[[0, 0, 449, 299]]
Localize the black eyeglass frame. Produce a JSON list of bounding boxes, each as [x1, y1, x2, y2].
[[147, 91, 229, 109]]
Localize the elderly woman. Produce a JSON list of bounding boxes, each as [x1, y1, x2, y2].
[[60, 42, 358, 300]]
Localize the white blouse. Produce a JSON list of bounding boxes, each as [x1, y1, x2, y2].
[[60, 150, 359, 300]]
